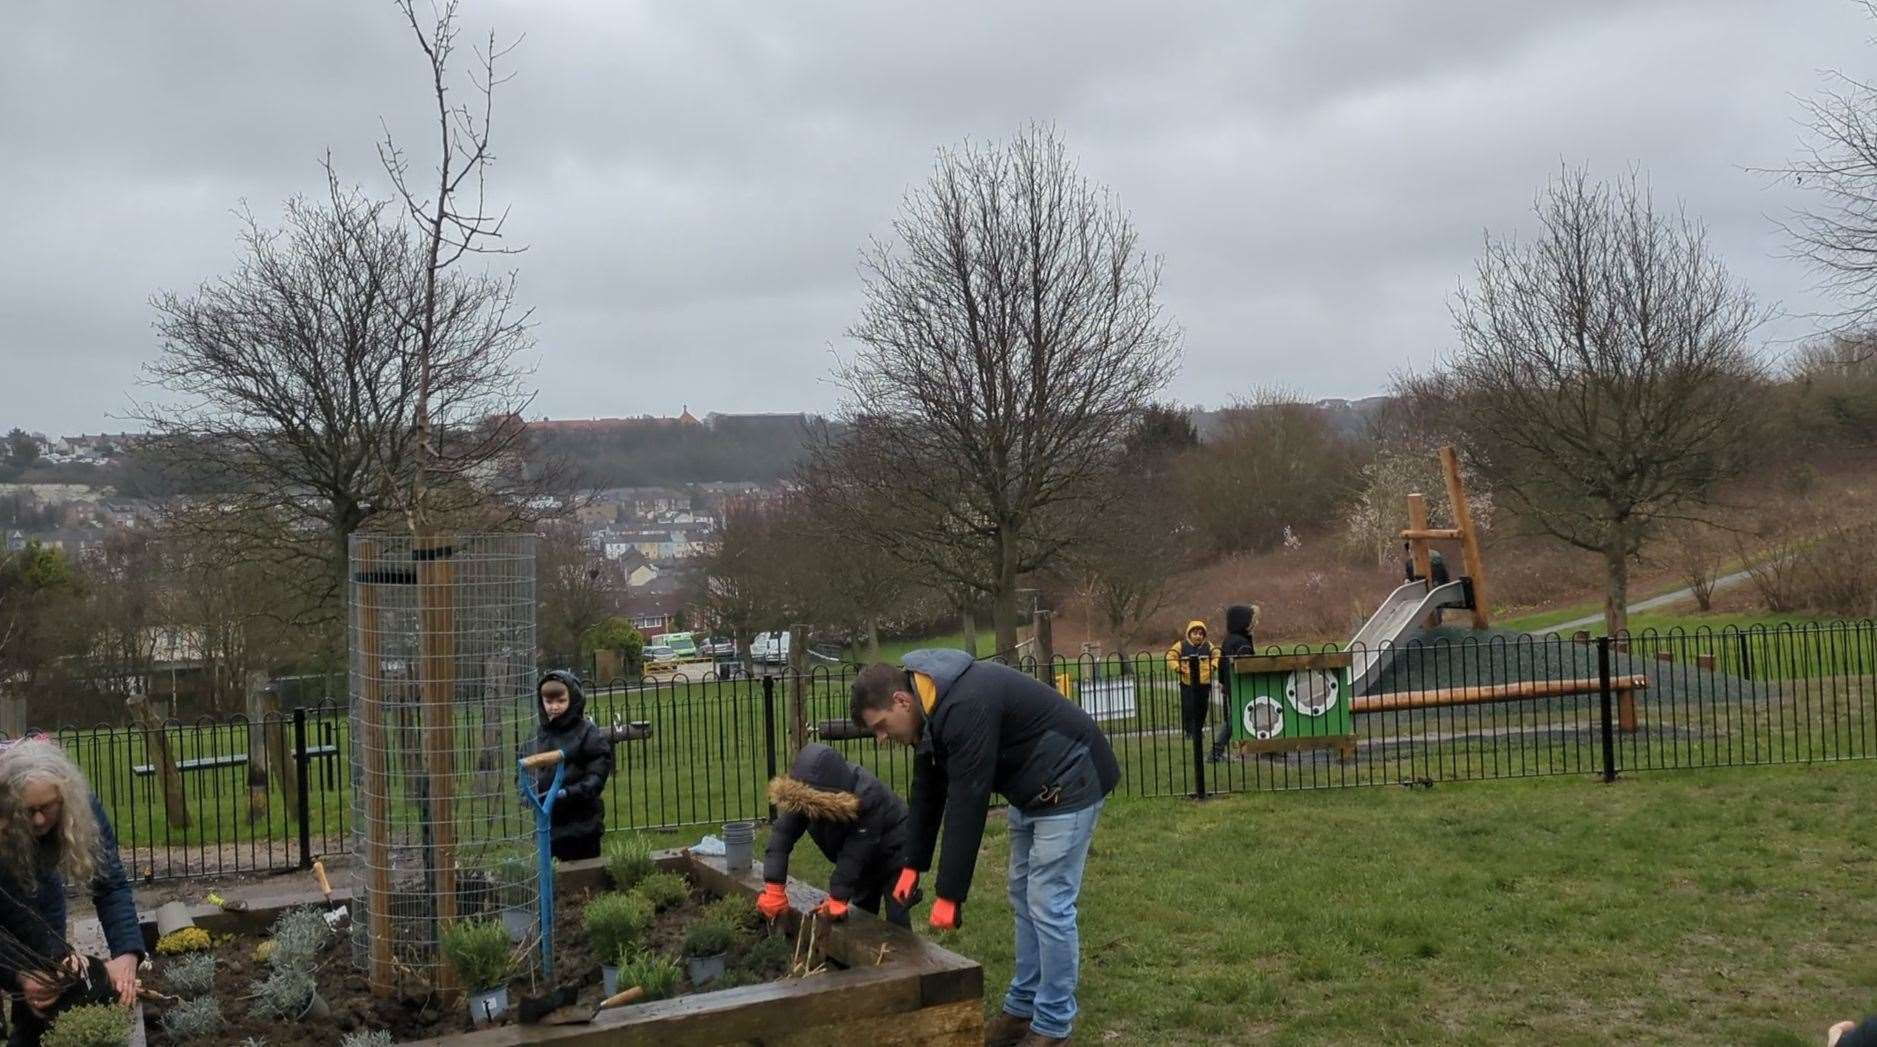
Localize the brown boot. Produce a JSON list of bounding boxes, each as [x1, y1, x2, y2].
[[1015, 1032, 1069, 1046], [984, 1011, 1032, 1046]]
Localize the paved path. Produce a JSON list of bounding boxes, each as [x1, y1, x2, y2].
[[1546, 567, 1755, 633]]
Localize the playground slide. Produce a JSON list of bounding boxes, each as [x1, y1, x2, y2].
[[1348, 579, 1471, 696]]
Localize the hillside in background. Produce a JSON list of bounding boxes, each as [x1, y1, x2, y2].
[[530, 411, 820, 487]]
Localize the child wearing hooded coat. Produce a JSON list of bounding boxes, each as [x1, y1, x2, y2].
[[1210, 604, 1260, 763], [757, 742, 914, 927], [527, 670, 614, 861], [1166, 620, 1219, 743]]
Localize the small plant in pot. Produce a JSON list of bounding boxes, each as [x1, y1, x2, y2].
[[682, 919, 733, 986], [584, 892, 655, 995], [251, 965, 330, 1020], [637, 871, 689, 911], [442, 918, 516, 1027], [615, 946, 682, 1002]]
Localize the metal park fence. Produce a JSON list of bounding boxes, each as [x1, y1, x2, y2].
[[25, 620, 1877, 883]]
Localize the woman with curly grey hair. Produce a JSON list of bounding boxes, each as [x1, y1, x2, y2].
[[0, 737, 142, 1043]]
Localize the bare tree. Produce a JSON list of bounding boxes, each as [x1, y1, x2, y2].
[[1401, 167, 1768, 634], [536, 523, 625, 667], [809, 125, 1179, 658], [141, 178, 535, 632], [378, 0, 527, 530], [1186, 389, 1365, 557], [1773, 5, 1877, 333]]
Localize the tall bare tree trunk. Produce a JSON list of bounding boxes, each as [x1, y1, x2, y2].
[[993, 537, 1020, 662], [244, 671, 272, 825], [258, 675, 300, 824], [1604, 519, 1631, 637], [959, 606, 978, 659], [864, 617, 881, 661], [128, 694, 190, 829]]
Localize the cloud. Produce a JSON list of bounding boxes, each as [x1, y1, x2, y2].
[[1, 0, 1868, 434]]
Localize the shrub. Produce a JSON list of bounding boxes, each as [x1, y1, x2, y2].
[[163, 953, 217, 998], [705, 893, 759, 931], [583, 892, 655, 964], [740, 931, 792, 974], [340, 1031, 394, 1047], [604, 832, 656, 891], [440, 919, 514, 991], [251, 966, 319, 1020], [637, 871, 688, 911], [267, 906, 331, 970], [158, 996, 224, 1042], [155, 927, 211, 955], [681, 919, 732, 957], [42, 1003, 131, 1047], [615, 947, 681, 1000]]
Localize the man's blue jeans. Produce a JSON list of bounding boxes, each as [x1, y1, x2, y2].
[[1002, 799, 1103, 1039]]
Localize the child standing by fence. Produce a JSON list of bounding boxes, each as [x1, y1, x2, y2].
[[526, 670, 614, 861], [1167, 621, 1219, 744]]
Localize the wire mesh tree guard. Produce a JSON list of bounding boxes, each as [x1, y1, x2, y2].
[[348, 533, 537, 997]]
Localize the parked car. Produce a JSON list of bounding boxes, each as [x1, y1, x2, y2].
[[651, 631, 700, 660], [643, 644, 678, 666], [750, 631, 792, 665], [701, 637, 737, 657]]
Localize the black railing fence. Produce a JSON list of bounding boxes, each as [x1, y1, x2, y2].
[[29, 620, 1877, 882]]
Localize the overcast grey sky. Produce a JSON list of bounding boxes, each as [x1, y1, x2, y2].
[[2, 1, 1870, 436]]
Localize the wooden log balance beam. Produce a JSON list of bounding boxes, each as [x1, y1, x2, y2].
[[1352, 675, 1648, 732]]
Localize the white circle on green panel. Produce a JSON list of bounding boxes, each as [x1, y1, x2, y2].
[[1285, 670, 1340, 715], [1244, 697, 1283, 739]]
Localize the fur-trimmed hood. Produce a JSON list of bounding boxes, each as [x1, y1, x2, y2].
[[767, 743, 861, 822]]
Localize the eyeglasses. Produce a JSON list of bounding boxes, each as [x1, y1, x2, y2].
[[23, 798, 61, 821]]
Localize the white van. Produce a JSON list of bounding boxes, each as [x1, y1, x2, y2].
[[750, 630, 792, 665]]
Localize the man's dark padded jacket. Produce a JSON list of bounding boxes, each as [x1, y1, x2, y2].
[[901, 649, 1118, 903]]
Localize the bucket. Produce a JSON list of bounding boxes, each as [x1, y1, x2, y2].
[[601, 964, 621, 997], [686, 952, 725, 986], [154, 901, 195, 940], [721, 821, 755, 872], [470, 986, 510, 1027]]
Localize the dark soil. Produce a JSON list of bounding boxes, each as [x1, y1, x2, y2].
[[143, 873, 804, 1045]]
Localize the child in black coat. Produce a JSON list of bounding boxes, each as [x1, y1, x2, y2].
[[527, 670, 613, 861], [756, 743, 913, 926]]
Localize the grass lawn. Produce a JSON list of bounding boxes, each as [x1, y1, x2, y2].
[[771, 762, 1877, 1044]]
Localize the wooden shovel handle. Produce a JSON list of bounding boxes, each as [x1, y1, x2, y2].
[[312, 860, 332, 897], [599, 986, 645, 1010], [520, 750, 565, 770]]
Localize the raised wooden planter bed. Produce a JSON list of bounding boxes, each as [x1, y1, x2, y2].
[[141, 851, 983, 1046]]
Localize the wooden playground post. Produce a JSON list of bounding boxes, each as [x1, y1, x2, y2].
[[416, 536, 459, 996], [1405, 493, 1433, 584], [1439, 445, 1490, 629], [354, 539, 395, 995]]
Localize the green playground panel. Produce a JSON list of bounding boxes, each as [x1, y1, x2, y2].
[[1231, 662, 1354, 742]]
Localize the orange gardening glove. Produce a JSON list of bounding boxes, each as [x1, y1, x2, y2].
[[756, 882, 790, 921], [813, 897, 849, 921], [891, 867, 920, 906], [929, 897, 961, 931]]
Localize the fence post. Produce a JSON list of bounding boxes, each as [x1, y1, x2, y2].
[[1188, 653, 1207, 800], [1597, 637, 1617, 783], [1737, 633, 1753, 681], [787, 624, 809, 756], [293, 707, 312, 869], [762, 674, 779, 823]]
